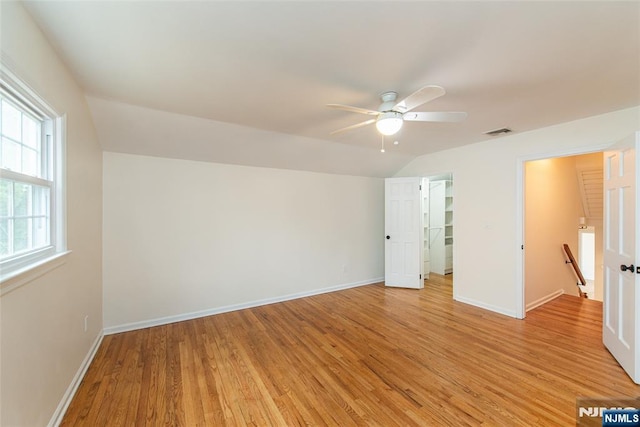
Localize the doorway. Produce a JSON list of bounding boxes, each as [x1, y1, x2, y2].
[[517, 134, 639, 386], [516, 146, 609, 318], [423, 173, 454, 281], [384, 174, 455, 294], [523, 153, 603, 311]]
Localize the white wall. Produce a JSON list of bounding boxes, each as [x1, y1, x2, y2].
[[525, 156, 584, 308], [396, 106, 639, 317], [103, 152, 384, 331], [0, 2, 103, 426]]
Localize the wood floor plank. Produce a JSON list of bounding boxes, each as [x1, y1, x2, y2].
[[61, 277, 640, 426]]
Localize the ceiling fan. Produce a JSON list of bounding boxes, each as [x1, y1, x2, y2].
[[327, 85, 467, 136]]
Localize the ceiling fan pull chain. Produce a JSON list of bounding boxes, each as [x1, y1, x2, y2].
[[380, 135, 385, 153]]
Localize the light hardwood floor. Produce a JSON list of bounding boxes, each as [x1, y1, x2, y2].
[[62, 277, 639, 426]]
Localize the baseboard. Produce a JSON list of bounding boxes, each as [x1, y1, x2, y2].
[[104, 277, 384, 335], [453, 294, 518, 318], [525, 289, 564, 312], [48, 331, 104, 427]]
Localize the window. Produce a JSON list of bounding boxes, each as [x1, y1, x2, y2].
[[0, 68, 66, 282]]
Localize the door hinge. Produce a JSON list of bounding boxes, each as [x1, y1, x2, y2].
[[419, 185, 422, 191], [420, 274, 422, 279]]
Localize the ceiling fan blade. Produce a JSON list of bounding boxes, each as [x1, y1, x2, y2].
[[326, 104, 379, 116], [393, 85, 446, 113], [403, 111, 468, 122], [330, 118, 376, 135]]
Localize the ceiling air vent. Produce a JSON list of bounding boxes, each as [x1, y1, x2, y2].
[[484, 127, 512, 136]]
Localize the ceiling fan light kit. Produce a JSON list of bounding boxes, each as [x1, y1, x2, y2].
[[376, 111, 404, 135], [327, 85, 467, 145]]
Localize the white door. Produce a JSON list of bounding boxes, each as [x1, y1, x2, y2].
[[385, 177, 423, 289], [603, 132, 639, 384]]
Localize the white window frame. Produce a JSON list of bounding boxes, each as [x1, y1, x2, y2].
[[0, 65, 68, 290]]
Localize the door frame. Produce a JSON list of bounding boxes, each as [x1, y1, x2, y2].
[[515, 143, 613, 319]]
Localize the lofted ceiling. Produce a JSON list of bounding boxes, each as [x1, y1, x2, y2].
[[20, 1, 640, 177]]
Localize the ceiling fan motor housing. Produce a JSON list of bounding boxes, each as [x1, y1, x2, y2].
[[378, 91, 399, 112]]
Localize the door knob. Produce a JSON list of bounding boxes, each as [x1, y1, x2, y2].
[[620, 264, 635, 272], [386, 235, 390, 240]]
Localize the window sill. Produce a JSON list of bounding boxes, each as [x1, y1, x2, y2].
[[0, 250, 72, 296]]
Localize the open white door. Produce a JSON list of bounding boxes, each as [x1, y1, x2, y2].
[[603, 132, 640, 384], [385, 177, 423, 289]]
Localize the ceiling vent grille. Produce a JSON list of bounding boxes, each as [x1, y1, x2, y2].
[[484, 127, 512, 136]]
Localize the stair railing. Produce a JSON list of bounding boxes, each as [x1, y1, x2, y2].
[[562, 243, 588, 298]]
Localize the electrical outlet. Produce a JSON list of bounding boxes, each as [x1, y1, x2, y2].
[[84, 315, 89, 332]]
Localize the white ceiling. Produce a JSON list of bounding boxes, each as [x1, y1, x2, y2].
[[22, 1, 640, 177]]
